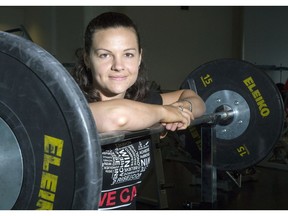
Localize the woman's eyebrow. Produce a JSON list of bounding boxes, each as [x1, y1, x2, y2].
[[92, 48, 138, 53], [124, 48, 137, 52], [93, 48, 111, 52]]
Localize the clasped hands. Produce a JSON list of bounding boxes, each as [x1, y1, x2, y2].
[[161, 101, 194, 132]]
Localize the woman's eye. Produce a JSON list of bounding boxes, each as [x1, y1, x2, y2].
[[99, 53, 110, 58], [125, 53, 134, 58]]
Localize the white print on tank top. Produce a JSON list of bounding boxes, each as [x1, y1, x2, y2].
[[102, 140, 151, 185]]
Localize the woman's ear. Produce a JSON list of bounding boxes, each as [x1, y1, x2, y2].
[[84, 52, 90, 69], [138, 48, 143, 67]]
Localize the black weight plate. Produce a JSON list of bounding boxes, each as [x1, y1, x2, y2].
[[0, 31, 102, 209], [179, 58, 284, 171]]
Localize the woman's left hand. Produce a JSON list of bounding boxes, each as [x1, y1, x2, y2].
[[170, 100, 195, 120]]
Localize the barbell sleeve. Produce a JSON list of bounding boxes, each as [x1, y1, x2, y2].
[[190, 110, 234, 126]]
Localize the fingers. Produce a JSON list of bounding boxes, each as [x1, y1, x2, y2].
[[165, 122, 179, 131], [163, 122, 186, 131], [161, 105, 193, 131], [172, 101, 194, 120], [161, 113, 189, 131], [178, 107, 192, 126]]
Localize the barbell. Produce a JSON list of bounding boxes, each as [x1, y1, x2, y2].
[[178, 58, 284, 171], [0, 31, 284, 209], [0, 31, 102, 210]]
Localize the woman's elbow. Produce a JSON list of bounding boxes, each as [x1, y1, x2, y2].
[[98, 114, 129, 132], [195, 98, 206, 118]]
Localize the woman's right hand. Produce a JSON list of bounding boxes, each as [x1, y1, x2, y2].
[[160, 105, 192, 131]]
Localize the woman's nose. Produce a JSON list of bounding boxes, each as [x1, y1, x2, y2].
[[111, 57, 124, 71]]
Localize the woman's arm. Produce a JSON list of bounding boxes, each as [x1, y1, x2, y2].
[[161, 89, 206, 118], [89, 99, 192, 133]]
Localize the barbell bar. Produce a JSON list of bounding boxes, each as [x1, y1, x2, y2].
[[189, 110, 234, 126]]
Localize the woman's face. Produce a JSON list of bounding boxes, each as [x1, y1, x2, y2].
[[85, 27, 142, 100]]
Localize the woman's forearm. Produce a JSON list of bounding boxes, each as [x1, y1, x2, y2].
[[89, 99, 181, 132], [162, 89, 206, 118]]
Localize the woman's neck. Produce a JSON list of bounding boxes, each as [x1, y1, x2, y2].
[[99, 92, 125, 101]]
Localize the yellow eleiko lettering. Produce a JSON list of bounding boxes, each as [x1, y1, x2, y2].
[[243, 76, 270, 117], [36, 199, 53, 210], [43, 154, 61, 171], [44, 135, 64, 157], [40, 171, 58, 193], [36, 135, 64, 210]]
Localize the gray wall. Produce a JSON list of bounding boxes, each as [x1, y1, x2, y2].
[[243, 6, 288, 84], [122, 6, 243, 90], [0, 6, 243, 90], [1, 7, 80, 62]]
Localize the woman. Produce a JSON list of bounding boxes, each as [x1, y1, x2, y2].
[[71, 12, 205, 210]]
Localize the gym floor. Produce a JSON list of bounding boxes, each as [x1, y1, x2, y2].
[[137, 163, 288, 210], [136, 139, 288, 210]]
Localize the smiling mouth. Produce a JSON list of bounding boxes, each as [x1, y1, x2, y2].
[[109, 76, 127, 81]]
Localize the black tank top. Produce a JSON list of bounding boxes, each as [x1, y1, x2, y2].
[[98, 91, 162, 210]]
